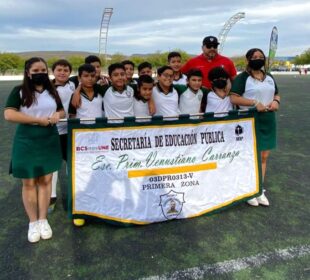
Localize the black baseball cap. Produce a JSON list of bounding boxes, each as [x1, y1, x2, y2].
[[202, 36, 220, 46]]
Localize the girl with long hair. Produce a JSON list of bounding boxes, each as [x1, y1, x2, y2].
[[4, 57, 64, 243], [230, 48, 280, 207]]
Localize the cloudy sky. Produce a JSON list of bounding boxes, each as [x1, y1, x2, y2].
[[0, 0, 309, 57]]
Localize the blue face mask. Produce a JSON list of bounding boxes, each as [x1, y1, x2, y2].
[[31, 73, 50, 86]]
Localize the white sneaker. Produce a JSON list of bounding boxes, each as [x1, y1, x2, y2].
[[39, 219, 53, 240], [247, 197, 259, 206], [28, 221, 40, 243], [257, 192, 270, 206]]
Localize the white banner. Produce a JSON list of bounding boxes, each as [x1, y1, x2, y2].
[[71, 117, 260, 224]]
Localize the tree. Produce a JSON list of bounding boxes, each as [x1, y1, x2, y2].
[[231, 56, 247, 71], [130, 56, 144, 68], [109, 53, 127, 64], [173, 49, 193, 63], [293, 48, 310, 65], [67, 55, 85, 72], [147, 51, 167, 68], [47, 57, 60, 69], [0, 53, 22, 75], [105, 49, 193, 72]]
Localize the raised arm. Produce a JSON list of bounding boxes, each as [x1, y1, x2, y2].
[[71, 83, 82, 108]]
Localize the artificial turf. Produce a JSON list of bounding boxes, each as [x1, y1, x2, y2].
[[0, 75, 309, 280]]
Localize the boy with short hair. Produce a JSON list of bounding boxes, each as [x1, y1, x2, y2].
[[70, 55, 109, 88], [49, 59, 75, 212], [71, 63, 153, 121], [153, 66, 179, 118], [168, 51, 187, 85], [68, 64, 104, 119], [134, 75, 154, 119], [138, 62, 153, 77], [121, 60, 136, 85], [103, 63, 155, 119], [174, 69, 209, 115], [102, 63, 135, 120], [68, 63, 105, 227]]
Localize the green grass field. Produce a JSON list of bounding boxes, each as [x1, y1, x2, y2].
[[0, 75, 309, 280]]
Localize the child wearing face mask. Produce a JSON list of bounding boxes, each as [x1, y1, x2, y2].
[[200, 66, 233, 117]]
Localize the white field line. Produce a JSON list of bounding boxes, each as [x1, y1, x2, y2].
[[140, 245, 310, 280]]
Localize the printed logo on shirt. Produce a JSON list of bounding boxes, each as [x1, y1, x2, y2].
[[267, 79, 274, 86]]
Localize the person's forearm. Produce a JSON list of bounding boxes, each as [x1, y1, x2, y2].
[[4, 109, 44, 125], [57, 109, 65, 119], [230, 93, 256, 107]]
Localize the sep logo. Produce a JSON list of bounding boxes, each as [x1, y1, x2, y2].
[[235, 125, 244, 141]]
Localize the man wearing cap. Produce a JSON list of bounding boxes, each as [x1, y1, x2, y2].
[[181, 36, 237, 89]]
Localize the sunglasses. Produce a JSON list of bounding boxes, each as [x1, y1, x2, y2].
[[205, 44, 218, 49]]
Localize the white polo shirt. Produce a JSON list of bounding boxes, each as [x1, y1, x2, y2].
[[173, 73, 187, 85], [19, 90, 58, 118], [68, 85, 104, 119], [55, 81, 75, 134], [205, 91, 233, 117], [231, 72, 278, 109], [133, 98, 150, 117], [103, 86, 134, 119], [178, 87, 204, 114], [153, 84, 179, 117]]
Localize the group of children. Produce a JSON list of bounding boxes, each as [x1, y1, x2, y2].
[[62, 53, 233, 119], [48, 52, 234, 226], [4, 44, 279, 242]]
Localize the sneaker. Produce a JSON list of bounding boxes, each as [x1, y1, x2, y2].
[[28, 221, 40, 243], [257, 192, 270, 206], [247, 197, 259, 206], [48, 197, 57, 214], [39, 219, 53, 240], [73, 219, 85, 227]]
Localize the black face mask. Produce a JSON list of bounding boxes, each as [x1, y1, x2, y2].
[[248, 59, 265, 70], [31, 73, 50, 86], [212, 79, 227, 89]]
